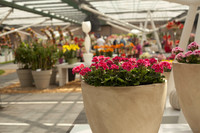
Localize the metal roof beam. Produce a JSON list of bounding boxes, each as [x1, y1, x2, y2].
[[24, 2, 64, 6], [0, 0, 81, 24]]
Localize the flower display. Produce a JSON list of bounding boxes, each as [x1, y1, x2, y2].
[[173, 41, 200, 64], [63, 44, 80, 59], [160, 61, 172, 72], [166, 21, 184, 29], [73, 56, 168, 86]]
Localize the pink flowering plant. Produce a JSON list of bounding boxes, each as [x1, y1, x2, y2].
[[73, 56, 168, 86], [172, 42, 200, 63]]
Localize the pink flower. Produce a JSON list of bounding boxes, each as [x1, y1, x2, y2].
[[122, 62, 134, 71], [121, 57, 129, 62], [176, 53, 185, 61], [92, 56, 99, 63], [136, 59, 150, 67], [80, 67, 91, 76], [149, 58, 157, 65], [172, 47, 184, 55], [112, 56, 121, 62], [160, 61, 171, 70], [90, 63, 98, 69], [106, 60, 114, 66], [151, 64, 163, 73], [104, 57, 110, 61], [110, 64, 119, 70], [98, 55, 105, 61], [187, 42, 199, 51], [192, 49, 200, 56], [98, 62, 109, 70], [128, 58, 136, 63], [72, 64, 85, 74], [185, 51, 193, 57]]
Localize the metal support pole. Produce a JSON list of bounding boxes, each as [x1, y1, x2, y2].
[[0, 19, 49, 37], [80, 4, 147, 32], [107, 22, 131, 33], [0, 9, 12, 24], [195, 13, 200, 44], [62, 24, 71, 31], [179, 4, 198, 50], [141, 14, 149, 47], [148, 11, 162, 52]]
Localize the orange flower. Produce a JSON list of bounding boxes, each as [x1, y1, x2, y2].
[[104, 45, 109, 48], [94, 45, 99, 49], [120, 43, 124, 47]]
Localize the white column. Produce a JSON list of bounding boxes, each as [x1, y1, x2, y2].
[[148, 11, 162, 52], [195, 13, 200, 44], [179, 4, 198, 50]]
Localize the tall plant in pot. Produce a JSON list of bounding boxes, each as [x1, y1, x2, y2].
[[31, 43, 58, 89], [14, 42, 33, 87], [73, 56, 167, 133], [172, 42, 200, 133]]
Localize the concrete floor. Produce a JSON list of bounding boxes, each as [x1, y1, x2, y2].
[[0, 93, 87, 133]]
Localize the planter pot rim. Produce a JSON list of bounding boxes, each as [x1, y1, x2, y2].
[[173, 61, 200, 66], [82, 81, 165, 89], [32, 69, 51, 72]]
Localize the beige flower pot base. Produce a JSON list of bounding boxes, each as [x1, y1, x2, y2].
[[173, 62, 200, 133], [17, 69, 34, 87], [81, 82, 166, 133]]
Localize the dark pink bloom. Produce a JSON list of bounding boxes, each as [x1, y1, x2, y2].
[[90, 63, 98, 69], [151, 64, 163, 73], [160, 61, 171, 70], [106, 60, 114, 66], [193, 49, 200, 56], [98, 62, 109, 70], [98, 55, 105, 61], [149, 58, 157, 65], [92, 56, 99, 63], [136, 59, 150, 67], [110, 64, 119, 70], [80, 67, 91, 76], [72, 64, 85, 74], [112, 56, 121, 62], [121, 57, 129, 62], [128, 58, 136, 63], [122, 62, 134, 71]]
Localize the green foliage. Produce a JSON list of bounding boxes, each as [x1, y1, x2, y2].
[[0, 69, 5, 75], [31, 43, 59, 70], [84, 67, 165, 87], [14, 42, 32, 69]]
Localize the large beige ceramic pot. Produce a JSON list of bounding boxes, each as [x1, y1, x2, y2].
[[173, 62, 200, 133], [17, 69, 34, 87], [163, 72, 171, 81], [81, 81, 166, 133], [32, 70, 52, 89]]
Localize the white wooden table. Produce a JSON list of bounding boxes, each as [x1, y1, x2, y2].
[[57, 62, 88, 86], [70, 124, 192, 133]]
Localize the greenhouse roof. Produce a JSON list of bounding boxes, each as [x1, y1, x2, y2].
[[0, 0, 197, 26]]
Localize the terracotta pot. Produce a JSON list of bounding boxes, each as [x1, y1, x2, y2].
[[81, 81, 166, 133], [173, 62, 200, 133], [68, 58, 77, 64], [32, 70, 51, 89], [17, 69, 34, 87], [50, 67, 57, 85], [169, 89, 180, 110]]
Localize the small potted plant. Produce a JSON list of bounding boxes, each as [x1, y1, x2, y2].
[[63, 44, 79, 64], [14, 42, 33, 87], [73, 56, 167, 133], [173, 42, 200, 132], [31, 43, 58, 89]]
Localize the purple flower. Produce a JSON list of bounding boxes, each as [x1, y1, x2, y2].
[[187, 42, 199, 51]]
